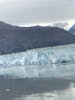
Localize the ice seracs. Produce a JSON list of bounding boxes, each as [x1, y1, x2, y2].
[[0, 44, 75, 66]]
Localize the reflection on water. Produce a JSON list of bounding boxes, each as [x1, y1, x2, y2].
[[0, 63, 75, 100], [0, 79, 75, 100], [1, 63, 75, 79], [15, 82, 75, 100]]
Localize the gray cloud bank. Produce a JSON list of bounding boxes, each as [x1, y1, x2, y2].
[[0, 0, 75, 25]]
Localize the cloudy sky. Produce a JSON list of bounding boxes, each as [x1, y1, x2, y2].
[[0, 0, 75, 25]]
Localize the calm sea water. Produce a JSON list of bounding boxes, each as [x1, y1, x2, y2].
[[0, 63, 75, 100]]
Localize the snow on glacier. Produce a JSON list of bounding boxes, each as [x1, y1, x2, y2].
[[0, 44, 75, 78]]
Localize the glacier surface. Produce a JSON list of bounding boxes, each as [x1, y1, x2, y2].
[[0, 44, 75, 78], [0, 44, 75, 66]]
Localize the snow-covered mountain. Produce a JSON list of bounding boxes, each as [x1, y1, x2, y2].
[[53, 22, 68, 30], [52, 22, 74, 31]]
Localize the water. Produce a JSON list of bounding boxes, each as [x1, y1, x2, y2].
[[0, 63, 75, 79], [0, 63, 75, 100], [15, 84, 75, 100]]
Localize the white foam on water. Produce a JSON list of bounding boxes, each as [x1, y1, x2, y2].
[[5, 89, 11, 92]]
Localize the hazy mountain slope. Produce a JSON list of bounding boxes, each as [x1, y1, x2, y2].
[[53, 22, 68, 30], [69, 24, 75, 34], [0, 21, 75, 54]]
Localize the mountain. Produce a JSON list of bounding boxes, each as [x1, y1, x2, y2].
[[53, 22, 68, 30], [69, 24, 75, 34], [52, 22, 74, 31], [0, 21, 75, 54]]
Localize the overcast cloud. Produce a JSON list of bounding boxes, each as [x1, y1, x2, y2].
[[0, 0, 75, 25]]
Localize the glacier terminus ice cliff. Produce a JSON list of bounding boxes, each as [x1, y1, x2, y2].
[[0, 44, 75, 78]]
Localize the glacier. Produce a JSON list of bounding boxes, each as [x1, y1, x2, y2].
[[0, 44, 75, 66], [0, 44, 75, 78]]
